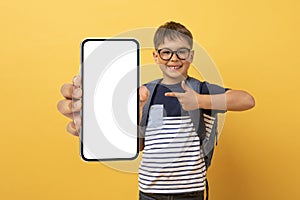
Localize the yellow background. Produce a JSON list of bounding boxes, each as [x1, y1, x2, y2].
[[1, 0, 300, 199]]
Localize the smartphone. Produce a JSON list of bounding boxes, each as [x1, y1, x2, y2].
[[80, 38, 140, 161]]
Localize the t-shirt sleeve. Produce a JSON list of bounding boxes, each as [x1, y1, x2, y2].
[[200, 81, 231, 113]]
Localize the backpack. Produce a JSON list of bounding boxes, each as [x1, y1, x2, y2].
[[140, 76, 222, 200]]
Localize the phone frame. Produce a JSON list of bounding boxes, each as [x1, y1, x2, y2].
[[80, 38, 140, 161]]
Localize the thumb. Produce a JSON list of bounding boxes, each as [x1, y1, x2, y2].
[[139, 86, 149, 123], [139, 86, 149, 103], [181, 80, 191, 92]]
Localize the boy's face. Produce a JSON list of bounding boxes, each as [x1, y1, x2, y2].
[[153, 37, 194, 84]]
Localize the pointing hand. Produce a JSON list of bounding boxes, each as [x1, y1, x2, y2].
[[165, 81, 200, 111]]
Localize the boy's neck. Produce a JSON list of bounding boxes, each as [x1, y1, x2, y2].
[[161, 76, 188, 85]]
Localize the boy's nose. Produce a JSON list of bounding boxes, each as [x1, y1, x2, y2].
[[170, 52, 179, 62]]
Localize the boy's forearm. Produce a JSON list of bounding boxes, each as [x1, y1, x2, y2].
[[139, 137, 144, 151], [139, 126, 145, 151], [198, 90, 255, 111]]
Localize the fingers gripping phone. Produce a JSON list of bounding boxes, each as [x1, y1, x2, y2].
[[80, 38, 140, 161]]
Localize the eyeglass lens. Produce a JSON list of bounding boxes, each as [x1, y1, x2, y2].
[[158, 48, 190, 61]]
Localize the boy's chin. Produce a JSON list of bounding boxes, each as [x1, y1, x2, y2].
[[163, 73, 187, 82]]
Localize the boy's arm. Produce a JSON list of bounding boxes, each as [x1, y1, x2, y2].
[[139, 133, 145, 151], [198, 89, 255, 111], [165, 81, 255, 111]]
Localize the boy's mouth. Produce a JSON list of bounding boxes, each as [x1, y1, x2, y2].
[[167, 65, 182, 70]]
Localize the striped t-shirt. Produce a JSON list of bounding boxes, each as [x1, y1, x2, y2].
[[139, 82, 208, 194]]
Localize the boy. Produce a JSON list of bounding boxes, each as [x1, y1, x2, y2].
[[57, 21, 255, 200]]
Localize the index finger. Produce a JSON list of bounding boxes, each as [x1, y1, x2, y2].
[[73, 75, 82, 87], [60, 83, 74, 99], [165, 92, 182, 98], [60, 83, 82, 99]]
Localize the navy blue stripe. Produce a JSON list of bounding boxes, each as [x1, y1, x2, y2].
[[140, 163, 204, 169], [146, 127, 195, 135], [146, 128, 196, 136], [147, 125, 193, 132], [140, 162, 203, 169], [143, 149, 199, 159], [145, 139, 199, 147], [139, 175, 205, 183], [141, 157, 202, 164], [139, 171, 205, 179], [163, 118, 193, 125], [140, 165, 204, 174], [139, 179, 203, 186], [143, 149, 199, 155], [143, 144, 200, 151], [145, 135, 197, 142], [146, 123, 193, 132], [142, 153, 201, 160], [138, 184, 205, 191], [163, 116, 190, 119]]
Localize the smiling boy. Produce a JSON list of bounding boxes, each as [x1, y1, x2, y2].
[[57, 21, 255, 200], [137, 22, 254, 200]]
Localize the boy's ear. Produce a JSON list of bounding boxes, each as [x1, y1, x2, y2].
[[153, 51, 159, 64], [189, 50, 194, 63]]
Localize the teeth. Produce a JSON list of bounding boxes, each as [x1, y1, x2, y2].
[[168, 66, 181, 70]]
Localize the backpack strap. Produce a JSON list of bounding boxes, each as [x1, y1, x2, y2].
[[186, 77, 218, 200], [205, 179, 209, 200], [185, 77, 206, 141], [186, 77, 218, 168]]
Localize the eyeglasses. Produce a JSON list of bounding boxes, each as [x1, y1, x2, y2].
[[157, 48, 191, 61]]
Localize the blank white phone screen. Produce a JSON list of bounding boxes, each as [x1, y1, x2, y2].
[[81, 38, 139, 161]]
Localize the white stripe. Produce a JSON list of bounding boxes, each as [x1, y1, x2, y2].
[[146, 123, 194, 132], [139, 169, 206, 178], [163, 116, 190, 120], [139, 177, 206, 186], [205, 123, 213, 129], [140, 160, 206, 173], [145, 136, 197, 146], [140, 159, 203, 169], [158, 123, 194, 129], [141, 156, 202, 163], [139, 171, 204, 182], [141, 156, 202, 164], [203, 113, 215, 120], [163, 118, 192, 124], [204, 117, 215, 125], [205, 127, 212, 133], [145, 131, 198, 140], [142, 150, 201, 159], [143, 140, 200, 150], [143, 145, 200, 154], [146, 122, 193, 131], [146, 127, 195, 136]]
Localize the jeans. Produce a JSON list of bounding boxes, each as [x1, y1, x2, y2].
[[139, 191, 204, 200]]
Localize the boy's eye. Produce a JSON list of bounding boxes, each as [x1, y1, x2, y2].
[[177, 48, 189, 55], [161, 50, 172, 55]]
